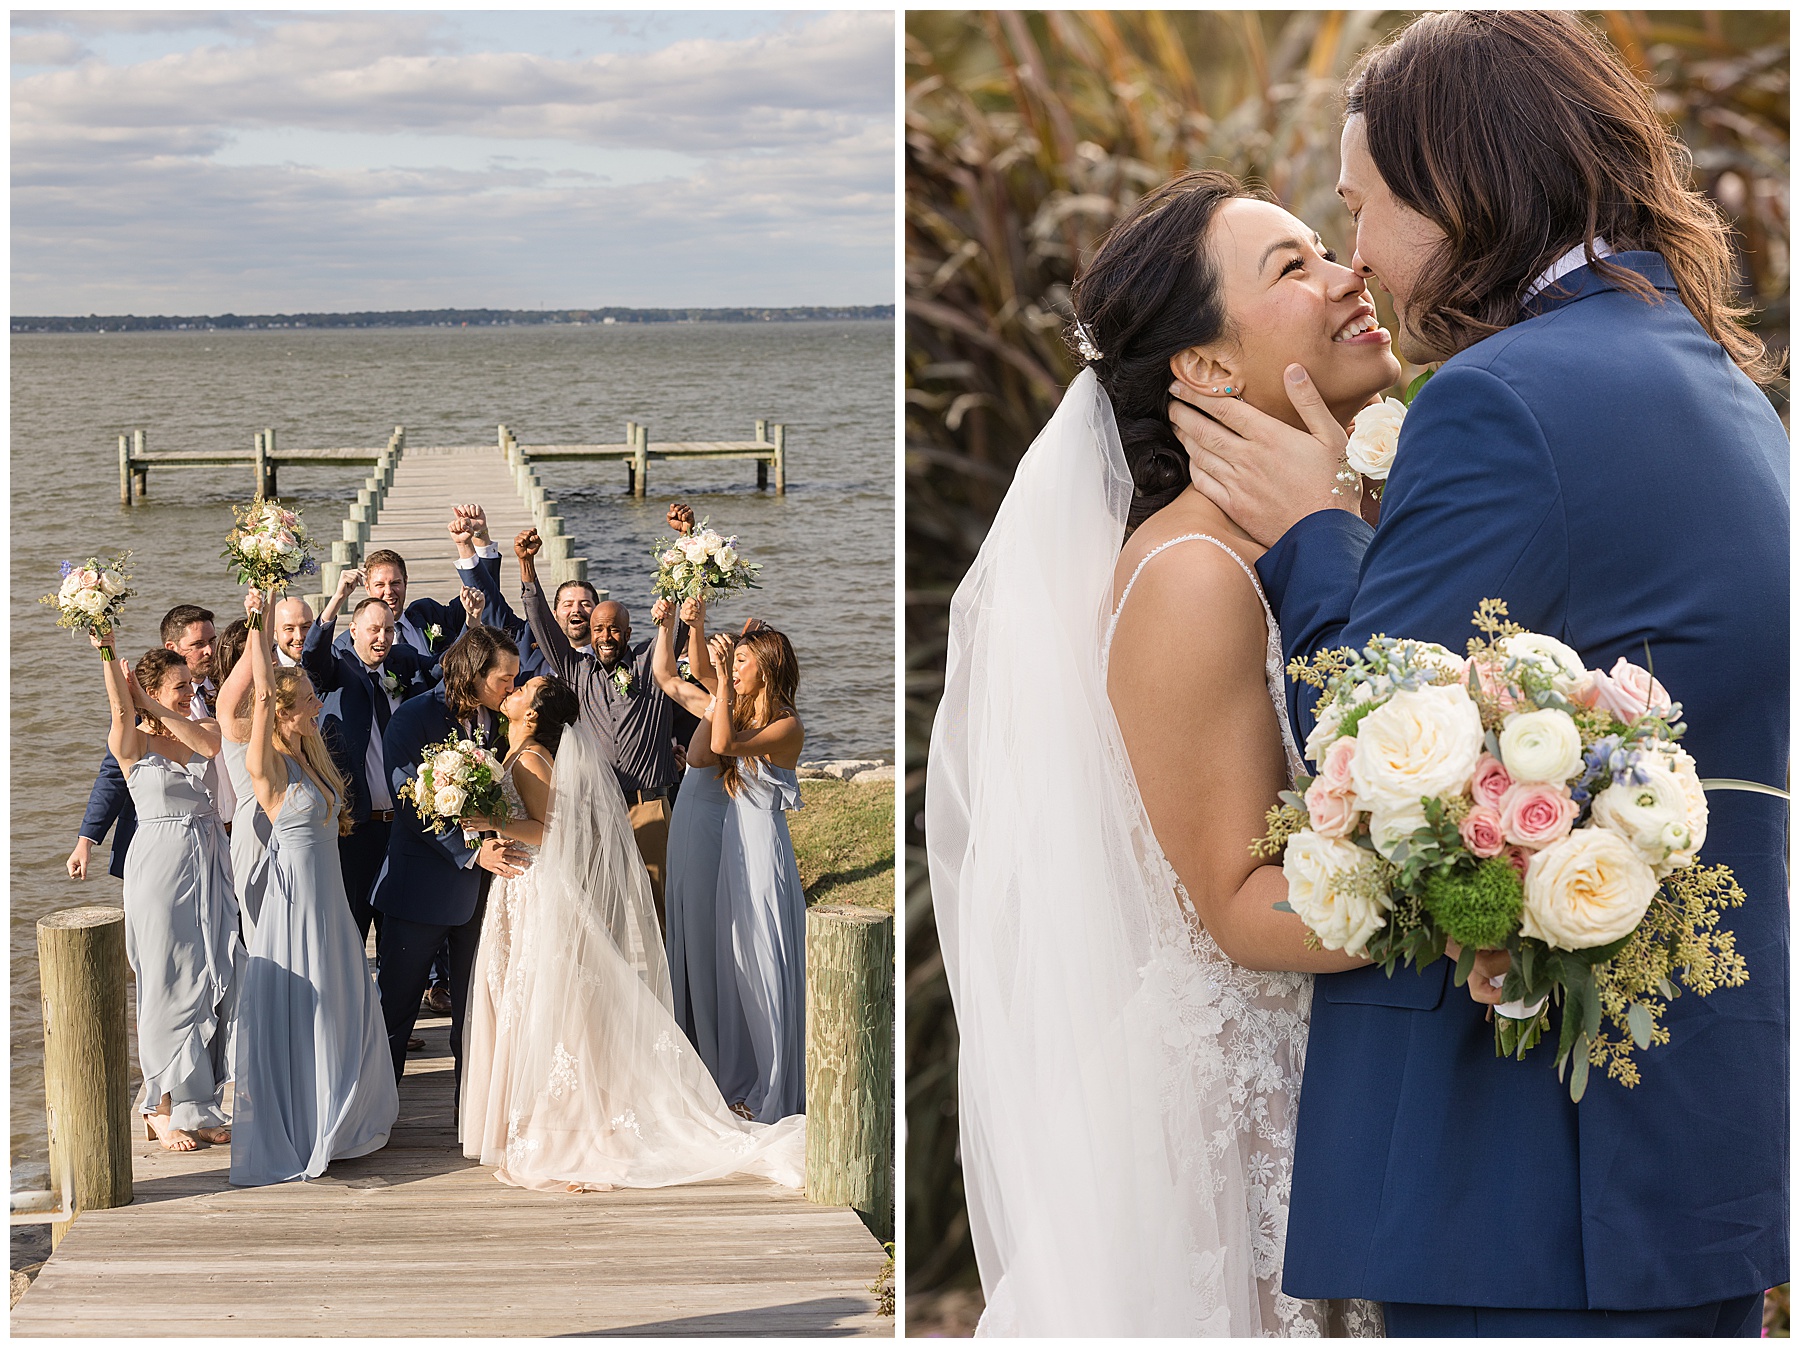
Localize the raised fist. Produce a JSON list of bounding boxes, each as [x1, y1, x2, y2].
[[514, 528, 541, 561], [667, 502, 695, 535]]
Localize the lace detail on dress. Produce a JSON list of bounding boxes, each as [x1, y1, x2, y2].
[[1104, 532, 1379, 1338], [489, 755, 548, 1034]]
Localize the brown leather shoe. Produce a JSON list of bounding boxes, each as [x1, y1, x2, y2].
[[421, 987, 452, 1016]]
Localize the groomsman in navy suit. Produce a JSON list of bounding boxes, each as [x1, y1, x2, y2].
[[67, 603, 219, 881], [1169, 12, 1786, 1336], [302, 569, 436, 944], [371, 625, 528, 1091], [355, 547, 474, 672]]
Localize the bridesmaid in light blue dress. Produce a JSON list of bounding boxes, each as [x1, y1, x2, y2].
[[213, 617, 273, 942], [94, 636, 241, 1152], [650, 598, 754, 1098], [706, 624, 808, 1123], [230, 597, 397, 1186]]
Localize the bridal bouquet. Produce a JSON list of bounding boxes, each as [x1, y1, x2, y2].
[[42, 553, 136, 659], [222, 498, 318, 623], [651, 518, 760, 604], [399, 732, 509, 846], [1256, 599, 1747, 1102]]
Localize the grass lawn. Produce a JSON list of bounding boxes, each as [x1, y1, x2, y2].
[[790, 778, 895, 914]]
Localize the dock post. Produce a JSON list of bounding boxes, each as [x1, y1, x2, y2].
[[118, 434, 131, 507], [132, 430, 148, 500], [804, 905, 894, 1241], [264, 427, 278, 498], [774, 423, 787, 495], [37, 905, 134, 1250], [624, 421, 638, 494], [253, 432, 267, 497], [634, 423, 649, 499]]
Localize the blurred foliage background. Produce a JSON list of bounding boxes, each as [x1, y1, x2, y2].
[[904, 10, 1788, 1336]]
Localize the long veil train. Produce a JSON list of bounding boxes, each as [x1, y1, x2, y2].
[[466, 723, 803, 1191]]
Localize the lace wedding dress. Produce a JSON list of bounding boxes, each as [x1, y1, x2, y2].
[[926, 369, 1381, 1336], [459, 726, 804, 1191]]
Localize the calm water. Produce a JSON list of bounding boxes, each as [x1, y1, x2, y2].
[[10, 321, 894, 1178]]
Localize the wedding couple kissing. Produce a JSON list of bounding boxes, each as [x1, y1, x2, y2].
[[927, 11, 1786, 1338]]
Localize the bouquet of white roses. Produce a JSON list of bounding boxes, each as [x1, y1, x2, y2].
[[223, 497, 318, 623], [651, 518, 760, 604], [398, 732, 509, 846], [1258, 599, 1747, 1102], [42, 553, 136, 659]]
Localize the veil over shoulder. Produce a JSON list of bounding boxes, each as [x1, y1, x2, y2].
[[468, 722, 803, 1191], [925, 369, 1351, 1336]]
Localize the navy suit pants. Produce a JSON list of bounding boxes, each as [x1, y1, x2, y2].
[[375, 898, 484, 1095], [337, 819, 390, 947], [1384, 1293, 1764, 1338]]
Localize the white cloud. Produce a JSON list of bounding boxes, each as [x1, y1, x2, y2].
[[11, 10, 894, 312]]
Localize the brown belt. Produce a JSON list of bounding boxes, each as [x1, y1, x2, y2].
[[365, 810, 396, 823], [625, 787, 673, 807]]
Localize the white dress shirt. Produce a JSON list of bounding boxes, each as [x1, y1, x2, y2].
[[360, 660, 400, 812], [276, 647, 299, 668], [1525, 238, 1613, 300]]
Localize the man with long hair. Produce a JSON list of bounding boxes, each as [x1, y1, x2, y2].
[[1169, 11, 1786, 1335]]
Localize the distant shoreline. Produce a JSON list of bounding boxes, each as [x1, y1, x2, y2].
[[11, 305, 895, 334]]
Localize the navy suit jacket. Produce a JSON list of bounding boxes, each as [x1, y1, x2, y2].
[[1260, 254, 1788, 1310], [302, 620, 435, 824], [369, 686, 504, 928], [78, 750, 135, 880], [332, 594, 469, 672]]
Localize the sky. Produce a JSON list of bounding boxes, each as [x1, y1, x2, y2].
[[11, 10, 895, 314]]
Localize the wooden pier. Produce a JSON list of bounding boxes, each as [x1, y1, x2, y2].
[[117, 421, 788, 505], [10, 1011, 888, 1337]]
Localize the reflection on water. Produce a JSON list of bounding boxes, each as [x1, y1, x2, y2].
[[10, 321, 894, 1177]]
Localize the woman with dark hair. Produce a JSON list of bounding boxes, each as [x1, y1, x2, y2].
[[229, 589, 397, 1187], [456, 669, 804, 1193], [926, 168, 1399, 1334], [93, 626, 239, 1152], [705, 625, 807, 1123]]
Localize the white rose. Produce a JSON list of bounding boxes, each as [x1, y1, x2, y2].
[[1350, 683, 1484, 814], [680, 537, 707, 563], [1500, 632, 1587, 693], [1520, 828, 1658, 950], [1498, 708, 1583, 784], [716, 546, 738, 570], [660, 547, 683, 567], [80, 588, 110, 617], [433, 783, 467, 817], [1367, 798, 1431, 861], [432, 750, 463, 778], [59, 574, 82, 601], [98, 571, 124, 597], [1637, 744, 1708, 870], [698, 529, 724, 553], [1345, 397, 1405, 480], [1283, 830, 1391, 956], [456, 740, 476, 754], [1590, 761, 1693, 873]]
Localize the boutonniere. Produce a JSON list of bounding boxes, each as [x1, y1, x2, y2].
[[381, 669, 403, 697], [676, 655, 692, 682], [424, 622, 443, 651], [612, 665, 633, 696]]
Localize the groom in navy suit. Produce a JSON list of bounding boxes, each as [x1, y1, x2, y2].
[[301, 573, 437, 944], [370, 624, 528, 1091], [1171, 12, 1785, 1337]]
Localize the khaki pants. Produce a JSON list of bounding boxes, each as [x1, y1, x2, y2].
[[629, 797, 671, 934]]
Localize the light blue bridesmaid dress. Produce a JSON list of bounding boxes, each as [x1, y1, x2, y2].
[[121, 750, 242, 1132], [665, 762, 747, 1086], [230, 755, 397, 1186], [714, 758, 807, 1122], [218, 738, 272, 942]]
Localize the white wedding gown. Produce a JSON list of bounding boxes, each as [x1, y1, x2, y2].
[[926, 369, 1381, 1336], [460, 725, 804, 1191]]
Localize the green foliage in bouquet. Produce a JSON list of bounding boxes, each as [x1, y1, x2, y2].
[[42, 552, 136, 658], [397, 731, 510, 840], [222, 497, 318, 625], [1422, 857, 1524, 952]]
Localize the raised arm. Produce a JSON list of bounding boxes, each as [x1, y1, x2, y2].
[[316, 564, 363, 626], [243, 589, 291, 817], [136, 680, 222, 761], [681, 597, 717, 692], [707, 632, 805, 765], [515, 527, 578, 682], [650, 598, 712, 716], [217, 588, 261, 743], [98, 633, 146, 773]]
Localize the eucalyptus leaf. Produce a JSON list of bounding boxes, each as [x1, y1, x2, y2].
[[1570, 1038, 1592, 1103], [1453, 943, 1477, 988], [1272, 899, 1295, 913], [1582, 973, 1603, 1042], [1627, 1002, 1654, 1050], [1484, 729, 1502, 760]]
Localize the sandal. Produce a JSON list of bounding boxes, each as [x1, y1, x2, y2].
[[144, 1114, 199, 1152]]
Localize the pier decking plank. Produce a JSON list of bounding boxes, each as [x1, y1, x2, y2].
[[10, 1014, 887, 1337]]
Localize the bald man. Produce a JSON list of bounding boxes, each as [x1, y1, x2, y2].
[[270, 595, 314, 667]]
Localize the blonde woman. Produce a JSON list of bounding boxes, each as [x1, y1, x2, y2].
[[94, 629, 238, 1151], [230, 589, 397, 1186]]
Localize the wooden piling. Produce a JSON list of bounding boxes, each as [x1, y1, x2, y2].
[[36, 906, 134, 1250], [131, 431, 147, 500], [804, 905, 894, 1241], [633, 423, 649, 499], [117, 435, 130, 507], [263, 427, 278, 497], [773, 423, 787, 495]]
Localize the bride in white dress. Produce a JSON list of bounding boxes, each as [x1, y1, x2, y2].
[[925, 172, 1401, 1335], [459, 673, 803, 1191]]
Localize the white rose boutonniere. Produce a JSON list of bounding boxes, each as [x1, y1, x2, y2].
[[381, 670, 403, 697], [1345, 396, 1406, 480], [612, 665, 633, 696], [425, 622, 443, 650]]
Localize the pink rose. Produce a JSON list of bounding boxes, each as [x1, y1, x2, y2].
[[1304, 777, 1360, 839], [1459, 804, 1506, 859], [1587, 658, 1673, 724], [1499, 782, 1578, 847], [1316, 736, 1358, 794], [1468, 657, 1521, 713], [1470, 753, 1513, 811], [1503, 844, 1534, 878]]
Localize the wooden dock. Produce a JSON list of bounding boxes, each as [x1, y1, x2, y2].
[[10, 1011, 889, 1337]]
